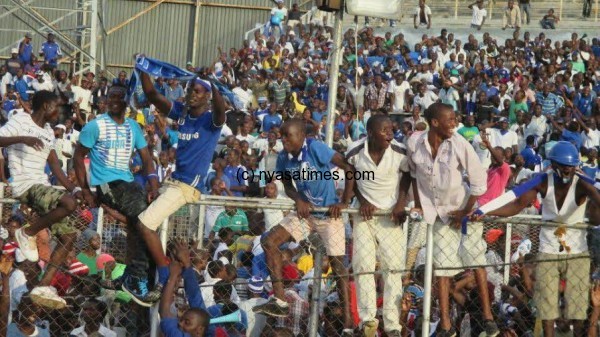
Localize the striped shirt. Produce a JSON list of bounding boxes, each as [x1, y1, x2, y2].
[[0, 111, 55, 197], [79, 114, 147, 186], [535, 92, 563, 116]]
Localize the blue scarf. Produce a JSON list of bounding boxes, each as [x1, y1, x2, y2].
[[127, 55, 195, 108]]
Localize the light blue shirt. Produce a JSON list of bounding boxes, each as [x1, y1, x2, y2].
[[79, 114, 147, 186]]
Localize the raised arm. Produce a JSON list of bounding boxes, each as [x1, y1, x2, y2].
[[210, 82, 227, 127], [140, 72, 172, 116]]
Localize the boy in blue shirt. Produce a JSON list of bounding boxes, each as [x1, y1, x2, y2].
[[253, 119, 355, 335], [160, 260, 210, 337], [39, 33, 62, 69]]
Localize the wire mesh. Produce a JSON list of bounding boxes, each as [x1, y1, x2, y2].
[[0, 185, 151, 337], [3, 186, 600, 337]]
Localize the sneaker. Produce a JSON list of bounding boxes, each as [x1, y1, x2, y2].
[[362, 319, 378, 337], [252, 297, 289, 317], [30, 286, 67, 310], [341, 328, 354, 337], [121, 275, 153, 307], [437, 327, 457, 337], [14, 227, 39, 262], [592, 268, 600, 281], [387, 330, 402, 337], [144, 282, 164, 304], [484, 320, 500, 337]]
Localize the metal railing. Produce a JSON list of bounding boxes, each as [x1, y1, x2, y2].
[[2, 190, 596, 336]]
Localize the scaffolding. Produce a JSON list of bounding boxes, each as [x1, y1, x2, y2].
[[1, 0, 104, 76]]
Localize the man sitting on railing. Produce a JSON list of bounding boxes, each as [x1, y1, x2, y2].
[[0, 90, 83, 292], [470, 141, 600, 337], [252, 118, 355, 336]]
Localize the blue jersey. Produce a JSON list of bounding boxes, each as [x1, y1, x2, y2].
[[40, 41, 62, 66], [168, 101, 222, 191], [275, 139, 338, 207], [18, 42, 33, 65], [262, 113, 282, 132], [224, 165, 247, 197], [79, 114, 147, 186]]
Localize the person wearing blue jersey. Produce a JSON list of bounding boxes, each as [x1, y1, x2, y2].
[[39, 33, 62, 69], [253, 119, 355, 336], [136, 70, 226, 301], [18, 32, 33, 66], [74, 85, 160, 307]]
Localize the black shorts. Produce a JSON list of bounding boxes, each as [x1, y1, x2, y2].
[[97, 180, 148, 223]]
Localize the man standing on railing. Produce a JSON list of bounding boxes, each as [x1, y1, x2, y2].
[[345, 114, 412, 337], [123, 70, 224, 304], [253, 118, 356, 336], [0, 90, 82, 288], [470, 141, 600, 337], [407, 103, 499, 337], [74, 84, 161, 307]]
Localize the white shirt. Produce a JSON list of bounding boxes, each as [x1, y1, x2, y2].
[[471, 5, 487, 25], [0, 269, 27, 324], [387, 80, 411, 113], [71, 85, 93, 113], [253, 138, 283, 172], [346, 138, 409, 210], [204, 205, 225, 238], [413, 91, 439, 111], [70, 324, 117, 337], [232, 87, 253, 112], [65, 129, 80, 147], [525, 115, 548, 138], [271, 7, 288, 20], [31, 78, 54, 92], [0, 112, 55, 197], [582, 129, 600, 149], [239, 298, 268, 337], [414, 5, 432, 24], [490, 128, 519, 149], [263, 196, 286, 231], [236, 134, 257, 147], [540, 174, 588, 254]]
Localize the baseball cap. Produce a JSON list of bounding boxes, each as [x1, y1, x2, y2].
[[485, 229, 504, 245], [25, 32, 32, 38], [11, 48, 18, 54], [498, 117, 508, 123], [282, 265, 299, 281]]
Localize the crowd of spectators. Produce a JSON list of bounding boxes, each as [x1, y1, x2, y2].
[[3, 0, 600, 336]]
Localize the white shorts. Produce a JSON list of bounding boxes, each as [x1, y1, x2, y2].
[[138, 178, 201, 230], [432, 218, 487, 277], [279, 211, 345, 257]]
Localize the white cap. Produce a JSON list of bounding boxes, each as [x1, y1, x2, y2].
[[54, 124, 66, 131], [11, 48, 18, 54]]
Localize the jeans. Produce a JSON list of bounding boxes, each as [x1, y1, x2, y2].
[[541, 19, 555, 29], [264, 22, 285, 39], [97, 180, 150, 279], [519, 3, 531, 24]]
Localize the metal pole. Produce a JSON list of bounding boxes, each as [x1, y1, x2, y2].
[[455, 0, 458, 19], [191, 0, 201, 65], [0, 184, 5, 226], [421, 222, 435, 337], [79, 0, 87, 80], [197, 194, 206, 248], [95, 207, 104, 255], [324, 9, 343, 147], [90, 0, 98, 74], [560, 0, 564, 20], [596, 0, 599, 21], [503, 223, 512, 284], [307, 233, 326, 337], [150, 217, 170, 337], [100, 0, 107, 71]]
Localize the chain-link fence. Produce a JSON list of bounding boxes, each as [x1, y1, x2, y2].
[[2, 188, 599, 337]]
